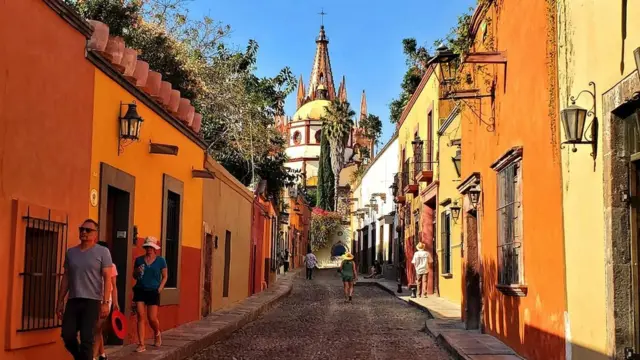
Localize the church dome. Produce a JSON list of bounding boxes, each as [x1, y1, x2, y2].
[[291, 99, 331, 122]]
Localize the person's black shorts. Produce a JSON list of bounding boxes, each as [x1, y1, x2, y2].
[[133, 288, 160, 306]]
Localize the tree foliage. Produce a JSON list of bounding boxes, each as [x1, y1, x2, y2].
[[316, 131, 335, 211], [388, 38, 431, 124], [359, 113, 383, 146], [66, 0, 297, 199], [310, 208, 345, 252], [321, 100, 355, 210]]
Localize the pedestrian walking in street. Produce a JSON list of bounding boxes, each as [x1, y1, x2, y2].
[[93, 242, 119, 360], [303, 249, 317, 279], [339, 252, 358, 302], [133, 236, 167, 353], [284, 249, 290, 273], [411, 242, 431, 298], [57, 219, 113, 360]]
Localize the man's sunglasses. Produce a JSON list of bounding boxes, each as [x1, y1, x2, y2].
[[79, 227, 97, 234]]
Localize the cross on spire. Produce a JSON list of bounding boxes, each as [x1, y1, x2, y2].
[[318, 9, 327, 26]]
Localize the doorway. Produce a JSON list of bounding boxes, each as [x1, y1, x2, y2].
[[362, 228, 369, 274], [464, 210, 482, 330], [202, 233, 214, 317], [371, 224, 377, 265], [98, 163, 135, 346]]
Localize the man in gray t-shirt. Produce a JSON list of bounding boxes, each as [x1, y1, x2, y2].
[[57, 219, 112, 360]]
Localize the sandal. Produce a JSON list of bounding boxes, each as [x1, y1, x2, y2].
[[135, 344, 146, 353], [154, 332, 162, 347]]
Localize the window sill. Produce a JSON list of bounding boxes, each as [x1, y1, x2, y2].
[[441, 273, 453, 279], [496, 284, 528, 297]]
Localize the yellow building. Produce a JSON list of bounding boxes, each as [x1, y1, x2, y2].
[[557, 1, 640, 358], [395, 65, 441, 292], [435, 105, 463, 304]]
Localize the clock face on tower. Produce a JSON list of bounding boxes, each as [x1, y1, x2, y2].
[[315, 130, 321, 143], [293, 131, 302, 145]]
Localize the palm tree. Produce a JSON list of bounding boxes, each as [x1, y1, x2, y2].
[[321, 99, 355, 211]]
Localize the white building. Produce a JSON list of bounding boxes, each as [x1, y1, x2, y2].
[[350, 133, 399, 278]]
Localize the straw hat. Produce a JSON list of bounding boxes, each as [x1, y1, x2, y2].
[[142, 236, 161, 250], [343, 252, 354, 260], [416, 242, 425, 251]]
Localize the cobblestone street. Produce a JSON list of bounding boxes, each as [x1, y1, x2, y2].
[[187, 270, 452, 360]]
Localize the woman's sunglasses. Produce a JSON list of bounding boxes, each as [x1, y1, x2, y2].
[[79, 227, 97, 234]]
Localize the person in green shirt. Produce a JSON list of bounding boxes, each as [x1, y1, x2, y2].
[[339, 252, 358, 302]]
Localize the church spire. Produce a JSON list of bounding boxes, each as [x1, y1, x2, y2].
[[308, 25, 336, 101], [296, 75, 306, 109], [337, 76, 347, 102], [358, 90, 367, 127]]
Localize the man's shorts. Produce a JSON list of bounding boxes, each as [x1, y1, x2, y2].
[[133, 288, 160, 306]]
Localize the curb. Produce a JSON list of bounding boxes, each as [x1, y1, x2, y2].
[[112, 270, 299, 360]]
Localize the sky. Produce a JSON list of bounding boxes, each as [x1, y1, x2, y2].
[[186, 0, 476, 146]]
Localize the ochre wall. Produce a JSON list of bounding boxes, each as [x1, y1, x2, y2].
[[436, 112, 463, 305], [397, 68, 440, 291], [558, 1, 640, 358], [460, 2, 566, 359], [0, 0, 94, 358], [90, 69, 204, 339], [203, 157, 252, 311]]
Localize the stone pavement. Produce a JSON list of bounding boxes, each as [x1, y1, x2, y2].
[[188, 268, 451, 359], [357, 278, 524, 360], [109, 270, 300, 360]]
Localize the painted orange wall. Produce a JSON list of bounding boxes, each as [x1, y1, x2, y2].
[[0, 1, 94, 358], [90, 69, 205, 339], [203, 157, 252, 311], [460, 2, 566, 359]]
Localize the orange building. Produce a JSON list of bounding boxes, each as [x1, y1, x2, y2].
[[0, 1, 96, 359], [287, 193, 311, 269], [85, 20, 213, 344], [452, 1, 566, 359]]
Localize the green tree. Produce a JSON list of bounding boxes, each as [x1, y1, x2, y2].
[[389, 38, 431, 124], [316, 131, 335, 211], [321, 100, 355, 211], [359, 113, 383, 146]]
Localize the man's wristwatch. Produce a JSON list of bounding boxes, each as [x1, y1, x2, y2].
[[101, 300, 111, 305]]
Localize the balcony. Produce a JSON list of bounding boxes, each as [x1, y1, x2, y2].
[[402, 159, 419, 195], [413, 139, 435, 183]]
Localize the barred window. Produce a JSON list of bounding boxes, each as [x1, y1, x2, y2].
[[20, 210, 67, 332], [413, 210, 420, 246], [497, 161, 523, 285], [441, 211, 452, 274]]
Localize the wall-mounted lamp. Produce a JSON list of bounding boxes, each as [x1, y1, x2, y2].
[[118, 102, 144, 155], [560, 81, 598, 159], [468, 188, 481, 209], [452, 150, 461, 178], [450, 202, 461, 223]]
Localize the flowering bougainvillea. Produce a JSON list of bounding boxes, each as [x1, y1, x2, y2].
[[310, 208, 345, 252]]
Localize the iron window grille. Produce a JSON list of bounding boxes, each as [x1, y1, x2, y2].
[[497, 161, 523, 285], [19, 208, 68, 332], [441, 211, 452, 274], [414, 140, 435, 173], [413, 210, 420, 246]]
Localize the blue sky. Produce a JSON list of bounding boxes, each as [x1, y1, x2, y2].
[[186, 0, 475, 145]]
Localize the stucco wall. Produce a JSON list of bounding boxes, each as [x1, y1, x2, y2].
[[437, 112, 463, 305], [203, 157, 252, 310], [460, 2, 566, 359], [0, 0, 94, 357], [90, 69, 205, 338], [557, 1, 640, 358]]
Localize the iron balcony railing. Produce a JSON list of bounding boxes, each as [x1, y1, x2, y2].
[[402, 159, 411, 189], [414, 139, 435, 173]]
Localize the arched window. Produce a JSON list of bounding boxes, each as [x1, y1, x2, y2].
[[331, 242, 348, 257], [315, 130, 322, 143], [292, 131, 302, 145]]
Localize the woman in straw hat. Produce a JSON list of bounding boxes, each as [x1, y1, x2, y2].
[[339, 252, 358, 302], [132, 236, 167, 352]]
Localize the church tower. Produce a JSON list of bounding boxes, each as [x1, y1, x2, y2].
[[283, 24, 370, 190]]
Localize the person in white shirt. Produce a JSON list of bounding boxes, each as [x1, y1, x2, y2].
[[303, 249, 318, 280], [411, 242, 431, 298]]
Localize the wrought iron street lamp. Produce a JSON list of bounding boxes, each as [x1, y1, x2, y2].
[[468, 188, 481, 209], [428, 44, 459, 84], [450, 202, 461, 223], [118, 102, 144, 155], [560, 82, 598, 159], [452, 151, 461, 178]]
